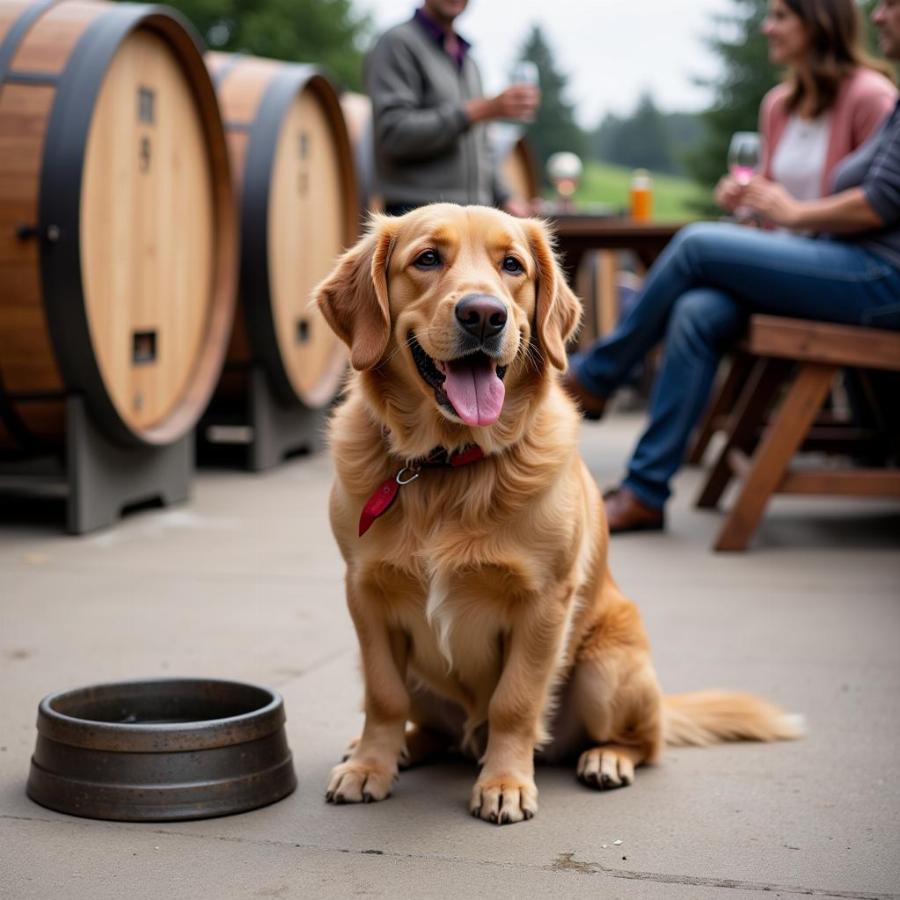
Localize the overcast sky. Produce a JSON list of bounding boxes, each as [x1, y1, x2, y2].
[[351, 0, 736, 127]]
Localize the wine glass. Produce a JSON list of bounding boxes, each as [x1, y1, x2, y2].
[[728, 131, 762, 222], [728, 132, 762, 186], [509, 61, 539, 123], [511, 61, 539, 88]]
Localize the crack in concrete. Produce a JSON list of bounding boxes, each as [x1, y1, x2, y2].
[[3, 814, 897, 899], [549, 851, 897, 899]]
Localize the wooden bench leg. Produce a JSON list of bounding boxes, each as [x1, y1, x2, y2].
[[696, 357, 789, 509], [687, 351, 754, 466], [714, 362, 837, 552]]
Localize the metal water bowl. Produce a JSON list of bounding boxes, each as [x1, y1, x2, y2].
[[26, 678, 297, 821]]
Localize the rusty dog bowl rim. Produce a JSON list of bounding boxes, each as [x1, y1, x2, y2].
[[34, 677, 286, 752], [27, 677, 297, 822]]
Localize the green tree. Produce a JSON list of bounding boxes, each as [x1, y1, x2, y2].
[[591, 100, 703, 176], [684, 0, 777, 207], [517, 25, 586, 181], [666, 111, 705, 168], [590, 110, 623, 162], [591, 92, 675, 173], [142, 0, 371, 91]]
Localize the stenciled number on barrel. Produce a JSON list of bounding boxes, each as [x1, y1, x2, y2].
[[138, 86, 155, 173], [138, 86, 155, 123]]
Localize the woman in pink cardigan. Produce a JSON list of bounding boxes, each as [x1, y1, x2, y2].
[[716, 0, 896, 215]]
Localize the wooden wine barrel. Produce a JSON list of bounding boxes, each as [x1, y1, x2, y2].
[[207, 53, 358, 409], [0, 0, 237, 452], [499, 134, 539, 204]]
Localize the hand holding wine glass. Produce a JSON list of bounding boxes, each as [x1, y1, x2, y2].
[[467, 61, 540, 125]]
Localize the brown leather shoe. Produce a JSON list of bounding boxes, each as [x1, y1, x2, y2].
[[561, 369, 607, 420], [603, 487, 665, 534]]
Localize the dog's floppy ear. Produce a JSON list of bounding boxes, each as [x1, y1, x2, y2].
[[314, 215, 397, 370], [523, 218, 582, 370]]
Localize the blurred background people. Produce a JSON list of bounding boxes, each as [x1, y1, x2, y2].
[[365, 0, 540, 216], [562, 0, 900, 534]]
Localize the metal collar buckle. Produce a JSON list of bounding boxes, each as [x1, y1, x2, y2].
[[395, 466, 420, 485]]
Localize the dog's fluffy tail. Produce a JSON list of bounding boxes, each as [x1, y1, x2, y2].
[[663, 691, 804, 747]]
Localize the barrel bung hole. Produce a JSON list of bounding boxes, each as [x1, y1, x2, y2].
[[132, 330, 157, 365]]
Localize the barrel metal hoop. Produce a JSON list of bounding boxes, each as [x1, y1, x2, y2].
[[5, 70, 58, 84], [38, 5, 198, 448], [0, 0, 57, 87], [239, 65, 325, 408]]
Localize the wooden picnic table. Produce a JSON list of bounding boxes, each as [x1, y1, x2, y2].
[[547, 215, 686, 348]]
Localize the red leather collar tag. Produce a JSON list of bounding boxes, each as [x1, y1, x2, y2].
[[359, 476, 401, 537], [358, 444, 485, 538]]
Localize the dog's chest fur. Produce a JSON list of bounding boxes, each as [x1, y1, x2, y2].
[[389, 564, 522, 733], [377, 537, 531, 665]]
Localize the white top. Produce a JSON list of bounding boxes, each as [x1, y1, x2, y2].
[[771, 114, 831, 201]]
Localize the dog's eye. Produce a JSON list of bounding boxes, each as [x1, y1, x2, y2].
[[413, 249, 441, 269], [502, 255, 524, 275]]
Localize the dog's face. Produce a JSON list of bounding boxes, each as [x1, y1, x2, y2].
[[315, 204, 580, 429]]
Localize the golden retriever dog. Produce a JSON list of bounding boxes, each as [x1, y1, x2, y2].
[[314, 204, 801, 825]]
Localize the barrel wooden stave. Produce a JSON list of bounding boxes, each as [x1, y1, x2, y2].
[[8, 1, 97, 75]]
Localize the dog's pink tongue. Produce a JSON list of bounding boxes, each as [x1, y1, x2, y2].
[[443, 357, 505, 426]]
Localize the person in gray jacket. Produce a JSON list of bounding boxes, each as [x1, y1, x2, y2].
[[366, 0, 539, 216]]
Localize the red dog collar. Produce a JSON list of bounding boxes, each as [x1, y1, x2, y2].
[[358, 445, 485, 537]]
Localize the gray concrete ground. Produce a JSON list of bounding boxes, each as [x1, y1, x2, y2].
[[2, 412, 899, 900]]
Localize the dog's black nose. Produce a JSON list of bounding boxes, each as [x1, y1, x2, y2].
[[455, 294, 507, 342]]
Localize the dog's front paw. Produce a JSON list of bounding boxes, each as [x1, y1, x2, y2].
[[326, 760, 396, 804], [469, 774, 538, 825]]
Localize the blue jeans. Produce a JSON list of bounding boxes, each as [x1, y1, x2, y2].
[[570, 222, 900, 509]]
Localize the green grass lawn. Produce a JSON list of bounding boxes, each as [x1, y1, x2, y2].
[[571, 161, 706, 222]]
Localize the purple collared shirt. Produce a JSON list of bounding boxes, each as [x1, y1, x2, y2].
[[413, 7, 471, 70]]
